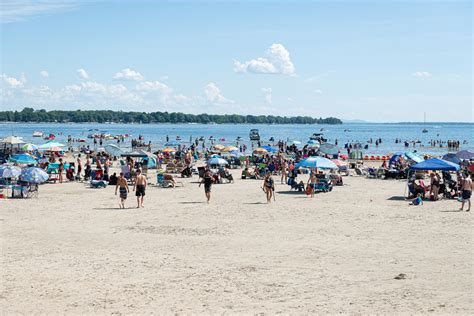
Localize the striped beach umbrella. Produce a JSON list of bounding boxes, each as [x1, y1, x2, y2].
[[21, 143, 38, 151]]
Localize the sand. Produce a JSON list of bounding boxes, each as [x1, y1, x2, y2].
[[1, 168, 472, 314]]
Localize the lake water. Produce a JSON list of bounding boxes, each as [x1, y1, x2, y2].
[[1, 122, 472, 155]]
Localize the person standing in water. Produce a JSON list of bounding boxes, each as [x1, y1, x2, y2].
[[199, 168, 213, 203], [133, 169, 147, 208], [115, 172, 129, 209]]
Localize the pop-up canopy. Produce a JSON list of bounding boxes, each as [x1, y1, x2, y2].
[[410, 158, 460, 171]]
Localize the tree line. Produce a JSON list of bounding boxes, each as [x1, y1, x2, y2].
[[0, 108, 343, 125]]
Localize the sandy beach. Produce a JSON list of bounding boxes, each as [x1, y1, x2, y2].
[[1, 169, 472, 314]]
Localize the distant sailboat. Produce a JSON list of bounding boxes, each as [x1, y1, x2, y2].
[[422, 112, 428, 133]]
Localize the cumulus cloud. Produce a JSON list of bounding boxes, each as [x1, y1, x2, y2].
[[77, 68, 89, 80], [233, 43, 295, 75], [261, 88, 272, 105], [136, 81, 170, 93], [412, 71, 430, 77], [0, 73, 25, 88], [40, 70, 49, 78], [113, 68, 144, 81], [204, 82, 234, 104]]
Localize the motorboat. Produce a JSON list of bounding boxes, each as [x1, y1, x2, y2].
[[249, 129, 260, 141], [309, 133, 327, 143], [32, 131, 43, 137]]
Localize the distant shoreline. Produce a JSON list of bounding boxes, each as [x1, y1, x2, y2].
[[0, 108, 343, 125]]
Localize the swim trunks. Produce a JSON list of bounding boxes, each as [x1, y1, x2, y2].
[[462, 189, 471, 201], [135, 185, 146, 197], [119, 187, 128, 199]]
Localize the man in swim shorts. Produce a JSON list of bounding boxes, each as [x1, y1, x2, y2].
[[460, 173, 472, 212], [133, 169, 147, 208]]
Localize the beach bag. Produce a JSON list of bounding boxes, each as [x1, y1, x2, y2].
[[413, 197, 422, 205], [305, 185, 312, 195]]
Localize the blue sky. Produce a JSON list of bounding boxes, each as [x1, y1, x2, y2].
[[0, 0, 472, 122]]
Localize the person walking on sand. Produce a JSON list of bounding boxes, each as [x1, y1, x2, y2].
[[115, 172, 129, 209], [459, 173, 472, 212], [263, 171, 275, 203], [199, 168, 213, 203], [133, 169, 147, 208]]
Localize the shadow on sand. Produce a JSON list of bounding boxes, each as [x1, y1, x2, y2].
[[387, 196, 406, 201]]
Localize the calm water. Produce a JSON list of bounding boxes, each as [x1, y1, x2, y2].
[[1, 122, 472, 155]]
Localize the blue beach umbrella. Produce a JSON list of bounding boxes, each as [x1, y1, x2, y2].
[[207, 157, 229, 166], [10, 154, 37, 165], [296, 156, 338, 169], [410, 158, 460, 171], [104, 144, 124, 157], [261, 145, 279, 153], [20, 167, 49, 184], [0, 165, 22, 178]]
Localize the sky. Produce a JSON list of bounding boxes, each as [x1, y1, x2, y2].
[[0, 0, 472, 122]]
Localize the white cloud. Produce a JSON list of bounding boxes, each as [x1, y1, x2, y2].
[[1, 0, 80, 23], [233, 43, 295, 75], [113, 68, 144, 81], [204, 82, 234, 104], [136, 80, 170, 93], [412, 71, 431, 77], [40, 70, 49, 78], [0, 73, 25, 88], [261, 88, 272, 105], [77, 68, 89, 80]]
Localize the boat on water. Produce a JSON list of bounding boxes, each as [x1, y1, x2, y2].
[[32, 131, 43, 137], [422, 112, 428, 133], [249, 129, 260, 141], [309, 133, 327, 143], [176, 136, 181, 141]]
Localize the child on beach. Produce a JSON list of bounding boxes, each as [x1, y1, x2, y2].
[[410, 193, 423, 206], [115, 172, 129, 209]]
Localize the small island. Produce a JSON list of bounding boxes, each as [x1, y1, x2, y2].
[[0, 108, 343, 125]]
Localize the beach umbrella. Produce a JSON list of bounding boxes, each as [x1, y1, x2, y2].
[[404, 152, 424, 163], [162, 147, 176, 153], [9, 154, 37, 165], [228, 150, 243, 158], [0, 136, 25, 145], [37, 141, 65, 150], [442, 153, 461, 164], [104, 144, 124, 157], [331, 159, 347, 167], [319, 143, 339, 155], [121, 149, 148, 158], [222, 146, 238, 152], [20, 167, 49, 184], [21, 143, 38, 151], [296, 156, 338, 169], [253, 148, 268, 154], [0, 165, 21, 178], [213, 144, 225, 151], [46, 146, 63, 152], [164, 140, 180, 147], [261, 145, 279, 153], [209, 154, 221, 158], [207, 157, 229, 166], [456, 150, 474, 160]]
